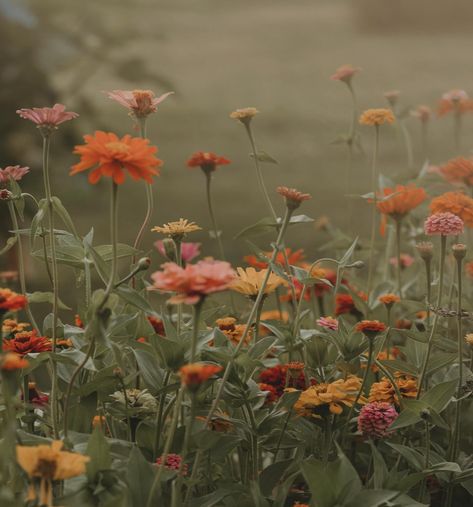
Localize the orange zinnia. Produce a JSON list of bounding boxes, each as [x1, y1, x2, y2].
[[377, 185, 427, 220], [179, 363, 222, 389], [0, 352, 29, 371], [440, 157, 473, 187], [71, 131, 162, 184], [356, 320, 387, 337], [0, 288, 27, 314], [187, 151, 230, 173], [244, 247, 305, 269], [430, 191, 473, 227], [3, 331, 52, 356]]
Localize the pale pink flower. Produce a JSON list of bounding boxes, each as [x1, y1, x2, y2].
[[389, 254, 414, 269], [424, 212, 464, 236], [316, 316, 338, 331], [149, 258, 235, 304], [358, 402, 398, 439], [107, 89, 173, 117], [16, 104, 78, 127], [442, 89, 468, 102], [155, 240, 201, 263], [411, 105, 431, 123], [330, 64, 361, 83], [0, 166, 30, 183], [384, 90, 400, 107]]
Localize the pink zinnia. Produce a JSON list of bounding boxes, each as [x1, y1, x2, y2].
[[330, 64, 361, 83], [0, 166, 29, 183], [155, 240, 201, 263], [389, 254, 414, 269], [107, 89, 173, 118], [358, 402, 398, 439], [155, 453, 187, 475], [149, 258, 235, 304], [316, 316, 338, 331], [424, 212, 464, 236], [16, 103, 78, 127]]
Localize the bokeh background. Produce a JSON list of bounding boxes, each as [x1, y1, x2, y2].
[[2, 0, 473, 298]]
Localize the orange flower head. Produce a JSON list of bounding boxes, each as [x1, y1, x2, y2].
[[438, 89, 473, 117], [359, 108, 395, 126], [356, 320, 387, 337], [0, 288, 27, 313], [71, 131, 162, 184], [277, 186, 311, 210], [244, 247, 305, 269], [369, 375, 417, 406], [440, 157, 473, 187], [286, 361, 305, 372], [187, 151, 230, 173], [179, 363, 222, 389], [378, 293, 400, 306], [92, 415, 107, 430], [430, 191, 473, 227], [3, 331, 52, 356], [377, 185, 427, 220], [2, 319, 30, 335], [466, 261, 473, 278], [215, 317, 252, 347], [335, 293, 355, 316], [1, 352, 29, 371]]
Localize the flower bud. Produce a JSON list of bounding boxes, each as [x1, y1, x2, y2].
[[416, 241, 434, 261], [0, 189, 12, 200], [161, 238, 177, 262], [137, 257, 151, 271], [347, 260, 365, 270], [452, 243, 467, 261]]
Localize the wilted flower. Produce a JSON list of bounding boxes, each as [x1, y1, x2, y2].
[[187, 151, 230, 173], [316, 316, 339, 331], [107, 89, 173, 118], [156, 453, 188, 475], [110, 388, 158, 415], [0, 352, 29, 371], [430, 192, 473, 227], [424, 212, 464, 236], [0, 288, 27, 314], [358, 402, 398, 439], [0, 165, 30, 183], [330, 64, 360, 83], [16, 104, 79, 132], [359, 108, 395, 126], [150, 258, 235, 304], [179, 363, 222, 389], [440, 157, 473, 187], [277, 186, 312, 210], [3, 331, 52, 355], [71, 131, 162, 184], [231, 267, 284, 298]]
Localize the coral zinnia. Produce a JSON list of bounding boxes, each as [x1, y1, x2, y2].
[[376, 185, 427, 221], [330, 64, 361, 83], [424, 212, 464, 236], [430, 191, 473, 227], [277, 186, 312, 210], [359, 108, 395, 126], [335, 293, 356, 316], [179, 363, 222, 389], [0, 352, 29, 371], [0, 165, 30, 183], [230, 267, 284, 298], [358, 402, 398, 439], [16, 104, 79, 128], [71, 131, 162, 184], [107, 89, 173, 118], [244, 247, 305, 269], [378, 294, 400, 306], [356, 320, 387, 337], [156, 453, 188, 475], [438, 89, 473, 117], [0, 288, 27, 314], [3, 331, 52, 356], [149, 258, 235, 304], [316, 316, 339, 331], [187, 151, 230, 173], [440, 157, 473, 187]]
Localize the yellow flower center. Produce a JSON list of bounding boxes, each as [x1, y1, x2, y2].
[[105, 142, 130, 154]]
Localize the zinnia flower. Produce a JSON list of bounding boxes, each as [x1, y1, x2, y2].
[[16, 441, 89, 506], [2, 319, 30, 335], [330, 64, 360, 83], [230, 107, 259, 124], [376, 185, 427, 221], [0, 165, 30, 183], [430, 191, 473, 227], [156, 453, 188, 475], [335, 293, 356, 316], [155, 240, 201, 263], [187, 151, 230, 173], [179, 363, 222, 389], [424, 212, 464, 236], [411, 105, 431, 123], [277, 186, 312, 210], [3, 331, 52, 356], [71, 131, 162, 184], [356, 320, 387, 337], [438, 89, 473, 117], [0, 288, 27, 314], [259, 364, 307, 397], [389, 254, 414, 269], [465, 261, 473, 278], [0, 352, 29, 371], [107, 89, 173, 118], [16, 104, 79, 129], [259, 382, 278, 404], [230, 267, 284, 298], [244, 247, 305, 269], [316, 316, 339, 330], [215, 317, 252, 347], [440, 157, 473, 187], [359, 108, 395, 126], [369, 375, 418, 406], [152, 219, 202, 239], [358, 402, 398, 439], [150, 259, 235, 304], [465, 334, 473, 346], [378, 294, 400, 306]]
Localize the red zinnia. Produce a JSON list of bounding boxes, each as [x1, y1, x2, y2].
[[3, 331, 52, 356]]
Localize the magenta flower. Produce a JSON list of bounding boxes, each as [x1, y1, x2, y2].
[[316, 316, 339, 331], [16, 103, 78, 128], [0, 166, 30, 183], [424, 212, 464, 236], [358, 402, 398, 439], [107, 89, 173, 118], [155, 240, 201, 263]]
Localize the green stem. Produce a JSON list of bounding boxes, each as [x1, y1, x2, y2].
[[322, 415, 333, 464], [253, 296, 265, 344], [153, 370, 171, 459], [417, 235, 446, 397], [205, 171, 226, 260], [367, 125, 379, 297], [190, 300, 203, 362], [395, 219, 403, 297], [425, 259, 432, 328], [273, 408, 292, 463], [243, 397, 259, 479]]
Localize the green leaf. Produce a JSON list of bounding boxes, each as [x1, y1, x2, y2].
[[249, 150, 278, 164], [114, 285, 153, 313], [0, 236, 17, 255], [51, 196, 78, 237], [126, 447, 159, 507], [86, 427, 112, 481], [30, 198, 48, 248], [27, 291, 71, 310], [421, 379, 458, 413], [235, 217, 278, 239]]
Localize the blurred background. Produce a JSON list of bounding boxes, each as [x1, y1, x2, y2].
[[1, 0, 473, 300]]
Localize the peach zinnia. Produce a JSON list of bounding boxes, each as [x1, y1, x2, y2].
[[330, 64, 360, 83], [71, 131, 162, 184], [16, 103, 78, 128], [0, 165, 30, 183], [440, 157, 473, 187], [356, 320, 387, 337], [359, 108, 395, 126], [430, 191, 473, 227], [277, 186, 311, 210]]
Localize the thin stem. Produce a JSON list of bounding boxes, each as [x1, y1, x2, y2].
[[418, 418, 431, 502], [244, 123, 277, 221], [273, 408, 292, 463], [153, 370, 171, 459], [322, 415, 333, 465], [253, 296, 265, 344], [425, 259, 432, 328], [421, 122, 428, 163], [395, 219, 403, 297], [190, 300, 203, 362], [417, 235, 446, 397], [205, 171, 225, 260], [453, 110, 462, 154], [367, 125, 379, 296]]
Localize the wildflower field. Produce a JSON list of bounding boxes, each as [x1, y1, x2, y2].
[[2, 39, 473, 507]]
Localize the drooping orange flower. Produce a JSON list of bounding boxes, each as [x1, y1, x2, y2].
[[356, 320, 387, 337], [440, 157, 473, 187], [0, 352, 29, 371], [430, 191, 473, 227], [0, 288, 27, 314], [244, 248, 305, 269], [187, 151, 230, 173], [3, 331, 52, 356], [377, 185, 427, 221], [71, 131, 162, 184], [179, 363, 222, 389]]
